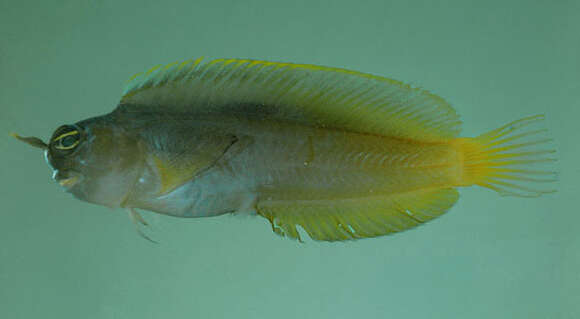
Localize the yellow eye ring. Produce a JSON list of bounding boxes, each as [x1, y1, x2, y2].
[[53, 130, 80, 150]]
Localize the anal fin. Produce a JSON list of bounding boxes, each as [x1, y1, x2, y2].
[[256, 188, 459, 242]]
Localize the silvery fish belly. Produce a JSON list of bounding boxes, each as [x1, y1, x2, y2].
[[13, 58, 557, 242]]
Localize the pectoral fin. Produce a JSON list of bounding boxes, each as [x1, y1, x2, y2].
[[153, 134, 239, 194]]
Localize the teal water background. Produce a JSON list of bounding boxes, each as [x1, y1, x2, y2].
[[1, 0, 578, 318]]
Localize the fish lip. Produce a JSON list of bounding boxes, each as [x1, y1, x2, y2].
[[52, 170, 83, 188], [59, 176, 80, 188]]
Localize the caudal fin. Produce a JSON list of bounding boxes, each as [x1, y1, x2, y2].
[[454, 115, 557, 197]]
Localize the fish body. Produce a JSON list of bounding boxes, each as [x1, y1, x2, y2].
[[81, 110, 459, 217], [14, 58, 556, 241]]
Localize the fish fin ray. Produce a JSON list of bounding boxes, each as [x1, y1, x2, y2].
[[256, 188, 459, 242], [120, 58, 461, 141], [151, 134, 238, 195], [453, 114, 558, 197], [128, 208, 158, 244]]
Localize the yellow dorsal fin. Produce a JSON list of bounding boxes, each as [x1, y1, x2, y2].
[[120, 58, 462, 142], [256, 188, 459, 242]]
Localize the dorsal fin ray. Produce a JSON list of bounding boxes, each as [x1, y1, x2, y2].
[[120, 58, 462, 141]]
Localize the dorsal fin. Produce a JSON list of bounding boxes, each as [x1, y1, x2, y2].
[[120, 58, 462, 141]]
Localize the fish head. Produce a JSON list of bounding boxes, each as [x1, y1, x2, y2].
[[14, 120, 144, 208], [44, 123, 91, 192]]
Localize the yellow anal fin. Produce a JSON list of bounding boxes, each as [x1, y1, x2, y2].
[[256, 188, 459, 242]]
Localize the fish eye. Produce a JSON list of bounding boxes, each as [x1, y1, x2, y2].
[[51, 125, 82, 151]]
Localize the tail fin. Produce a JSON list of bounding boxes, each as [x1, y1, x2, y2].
[[454, 115, 557, 197]]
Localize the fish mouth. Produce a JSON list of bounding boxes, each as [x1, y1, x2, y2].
[[52, 170, 83, 189]]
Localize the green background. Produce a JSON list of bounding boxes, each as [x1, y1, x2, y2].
[[1, 0, 578, 318]]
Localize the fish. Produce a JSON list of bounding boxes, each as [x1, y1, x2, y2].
[[12, 58, 557, 242]]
